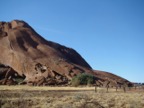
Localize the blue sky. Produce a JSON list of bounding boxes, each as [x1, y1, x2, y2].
[[1, 0, 144, 82]]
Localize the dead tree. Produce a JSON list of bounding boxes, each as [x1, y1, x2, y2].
[[123, 86, 126, 93], [106, 85, 109, 93], [113, 81, 119, 92], [116, 85, 118, 92], [108, 80, 119, 92], [104, 81, 110, 93], [122, 83, 127, 93]]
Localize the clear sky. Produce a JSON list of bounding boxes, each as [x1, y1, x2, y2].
[[0, 0, 144, 82]]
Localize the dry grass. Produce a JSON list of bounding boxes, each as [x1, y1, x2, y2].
[[0, 86, 144, 108], [0, 85, 94, 91]]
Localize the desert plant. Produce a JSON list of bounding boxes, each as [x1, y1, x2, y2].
[[13, 74, 26, 84], [71, 73, 95, 86], [71, 77, 81, 87], [14, 77, 24, 83]]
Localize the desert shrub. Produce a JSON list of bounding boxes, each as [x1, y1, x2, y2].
[[71, 73, 95, 86], [14, 76, 25, 84], [13, 74, 26, 84], [14, 78, 23, 83], [71, 77, 81, 87]]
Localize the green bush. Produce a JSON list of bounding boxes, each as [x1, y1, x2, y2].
[[71, 73, 95, 86], [14, 77, 25, 84]]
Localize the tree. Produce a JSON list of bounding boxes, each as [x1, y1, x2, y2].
[[71, 73, 95, 86]]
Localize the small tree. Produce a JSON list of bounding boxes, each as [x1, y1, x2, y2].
[[71, 73, 95, 86]]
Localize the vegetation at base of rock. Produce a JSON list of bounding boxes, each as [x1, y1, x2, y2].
[[71, 73, 95, 86], [14, 77, 25, 84]]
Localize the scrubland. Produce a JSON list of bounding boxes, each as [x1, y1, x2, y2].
[[0, 86, 144, 108]]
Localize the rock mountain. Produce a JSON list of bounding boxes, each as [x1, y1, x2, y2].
[[0, 20, 132, 86]]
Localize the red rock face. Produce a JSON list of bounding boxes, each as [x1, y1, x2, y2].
[[0, 20, 93, 85], [0, 20, 132, 86]]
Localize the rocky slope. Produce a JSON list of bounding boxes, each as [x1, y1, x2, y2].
[[0, 20, 132, 87]]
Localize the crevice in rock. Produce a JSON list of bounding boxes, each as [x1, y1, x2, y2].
[[0, 63, 26, 85], [35, 63, 47, 73]]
